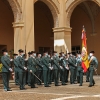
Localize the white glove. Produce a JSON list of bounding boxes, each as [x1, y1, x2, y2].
[[49, 67, 52, 70], [10, 59, 13, 61], [60, 66, 63, 69], [9, 68, 13, 72], [51, 57, 53, 60], [24, 67, 27, 70], [51, 67, 53, 70], [25, 59, 28, 61], [66, 66, 69, 70], [30, 70, 32, 73], [95, 69, 97, 71]]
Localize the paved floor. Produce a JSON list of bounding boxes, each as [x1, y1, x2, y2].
[[0, 76, 100, 100]]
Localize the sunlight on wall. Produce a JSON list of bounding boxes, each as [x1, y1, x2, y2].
[[54, 39, 69, 53]]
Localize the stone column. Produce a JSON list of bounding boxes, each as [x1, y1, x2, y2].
[[13, 22, 24, 53], [53, 27, 72, 53], [22, 0, 35, 53]]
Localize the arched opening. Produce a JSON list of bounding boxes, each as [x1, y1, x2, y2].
[[70, 1, 100, 73], [34, 1, 54, 53], [0, 0, 14, 56]]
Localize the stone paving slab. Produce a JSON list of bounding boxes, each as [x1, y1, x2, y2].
[[0, 76, 100, 100]]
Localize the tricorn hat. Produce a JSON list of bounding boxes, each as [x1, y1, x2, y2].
[[90, 51, 95, 54], [13, 53, 18, 56], [67, 52, 71, 55], [18, 49, 24, 53], [28, 52, 31, 55], [37, 52, 41, 55], [31, 51, 36, 54], [53, 51, 57, 53]]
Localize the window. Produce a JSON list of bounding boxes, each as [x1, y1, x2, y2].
[[71, 46, 81, 55], [39, 47, 53, 54]]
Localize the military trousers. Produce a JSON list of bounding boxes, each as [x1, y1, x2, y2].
[[86, 69, 89, 82], [74, 68, 77, 81], [70, 68, 75, 84], [65, 70, 69, 82], [53, 69, 59, 85], [77, 69, 83, 85], [18, 71, 26, 89], [37, 70, 43, 85], [60, 69, 66, 84], [89, 68, 95, 85], [30, 72, 36, 87], [2, 72, 10, 90], [47, 69, 51, 84], [14, 70, 19, 84], [43, 70, 49, 86], [27, 71, 31, 85]]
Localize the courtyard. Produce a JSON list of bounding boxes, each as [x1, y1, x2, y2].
[[0, 76, 100, 100]]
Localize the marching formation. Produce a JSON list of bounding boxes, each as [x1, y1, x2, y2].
[[1, 49, 98, 91]]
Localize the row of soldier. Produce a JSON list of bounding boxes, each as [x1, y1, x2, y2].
[[1, 49, 98, 91]]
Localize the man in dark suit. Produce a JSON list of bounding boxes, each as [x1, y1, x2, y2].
[[88, 51, 98, 87], [17, 49, 27, 90], [27, 51, 38, 88], [52, 51, 61, 86], [1, 49, 12, 91], [68, 52, 77, 84], [13, 53, 19, 85], [36, 52, 43, 85], [41, 51, 50, 87]]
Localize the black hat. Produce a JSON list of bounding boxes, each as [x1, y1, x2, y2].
[[90, 51, 95, 54], [2, 49, 7, 53], [61, 52, 64, 54], [13, 53, 18, 56], [31, 51, 36, 54], [28, 52, 31, 55], [37, 52, 41, 55], [68, 52, 71, 55], [76, 51, 81, 54], [18, 49, 24, 53], [53, 51, 57, 53], [43, 51, 48, 54]]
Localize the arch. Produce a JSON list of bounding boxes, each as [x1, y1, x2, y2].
[[34, 0, 60, 27], [7, 0, 22, 22], [66, 0, 100, 28]]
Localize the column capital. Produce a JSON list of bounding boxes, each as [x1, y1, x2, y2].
[[12, 22, 24, 28], [53, 27, 72, 33]]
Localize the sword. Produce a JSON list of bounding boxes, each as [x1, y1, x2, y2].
[[31, 72, 42, 83]]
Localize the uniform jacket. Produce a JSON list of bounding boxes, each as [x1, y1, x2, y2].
[[1, 55, 11, 72]]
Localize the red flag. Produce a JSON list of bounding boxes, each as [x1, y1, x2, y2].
[[81, 26, 89, 73]]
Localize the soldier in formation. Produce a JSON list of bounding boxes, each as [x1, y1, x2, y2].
[[1, 49, 98, 91]]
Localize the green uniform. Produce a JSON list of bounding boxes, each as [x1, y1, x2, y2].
[[61, 57, 69, 84], [1, 55, 11, 90], [17, 56, 26, 89], [27, 58, 31, 86], [41, 56, 49, 86], [86, 69, 89, 82], [27, 56, 37, 88], [64, 58, 69, 82], [76, 57, 83, 85], [88, 56, 98, 86], [52, 56, 60, 86], [68, 56, 76, 84], [36, 57, 43, 85], [47, 56, 52, 84], [14, 57, 19, 85], [60, 57, 67, 85]]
